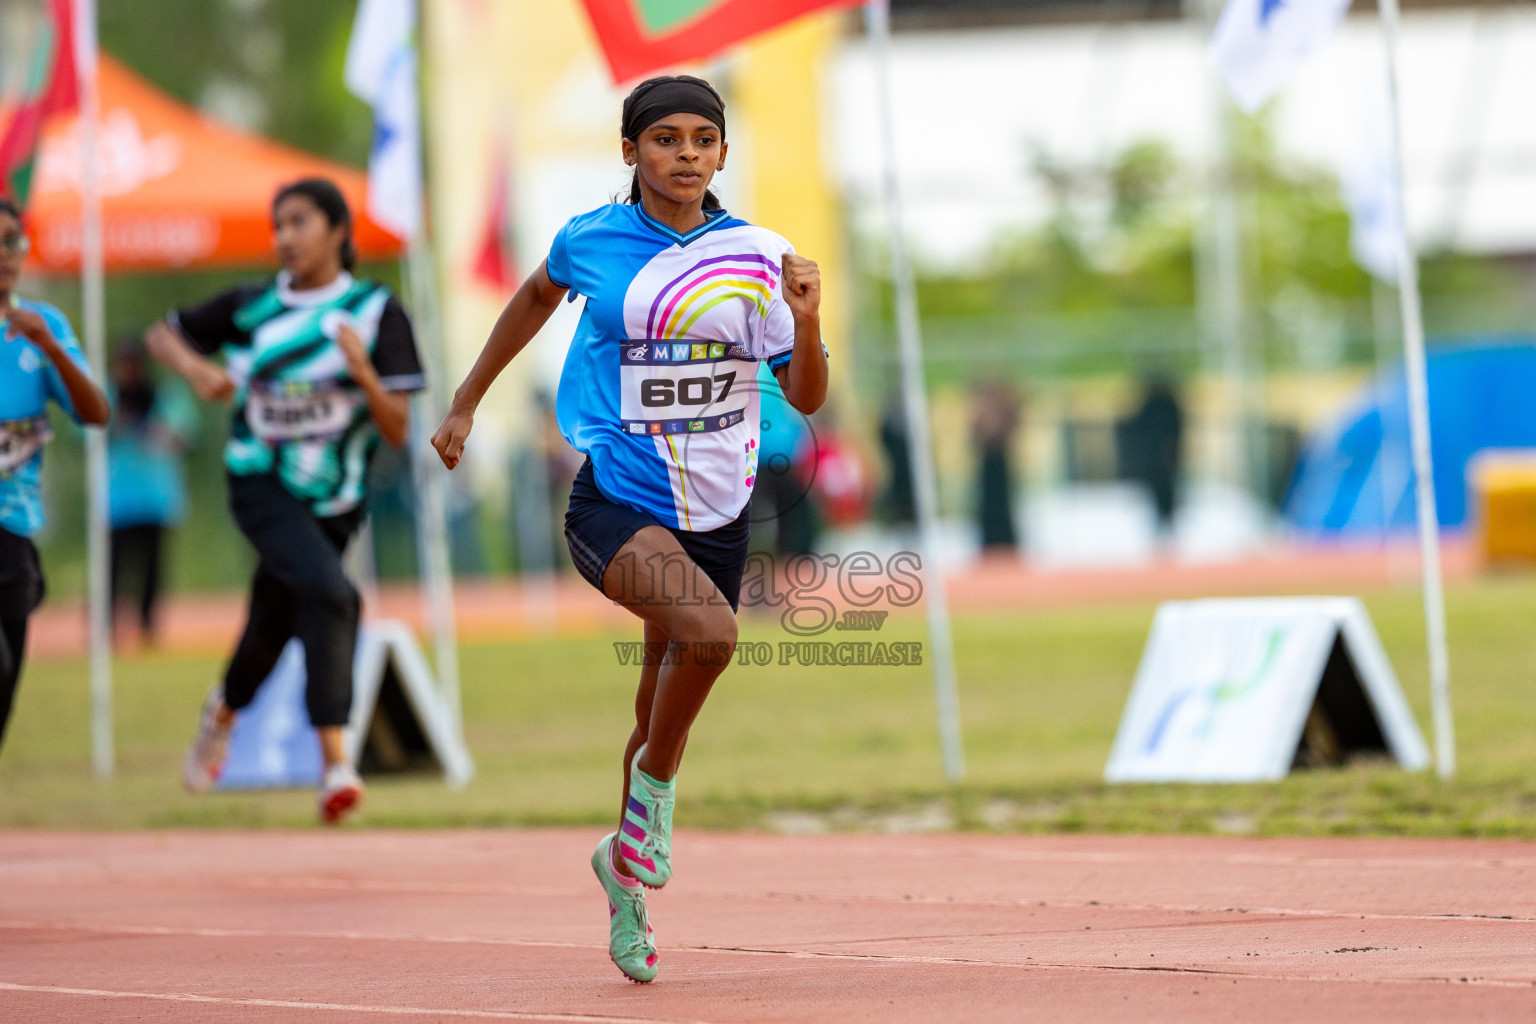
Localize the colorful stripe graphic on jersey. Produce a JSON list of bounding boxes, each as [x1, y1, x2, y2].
[[645, 253, 779, 339], [548, 203, 801, 531]]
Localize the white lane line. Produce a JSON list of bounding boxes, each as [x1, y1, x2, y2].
[[0, 919, 595, 950], [9, 874, 1533, 925], [234, 876, 579, 897], [682, 947, 1536, 990], [710, 890, 1536, 926], [679, 840, 1536, 874], [0, 982, 717, 1023], [0, 873, 583, 898], [3, 920, 1530, 990], [892, 848, 1536, 873], [4, 838, 1536, 878]]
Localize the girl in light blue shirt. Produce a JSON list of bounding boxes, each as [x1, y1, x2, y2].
[[0, 197, 110, 751]]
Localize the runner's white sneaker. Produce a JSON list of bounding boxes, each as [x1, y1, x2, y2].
[[181, 689, 232, 794], [318, 763, 364, 825]]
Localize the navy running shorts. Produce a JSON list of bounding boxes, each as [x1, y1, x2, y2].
[[564, 457, 751, 612]]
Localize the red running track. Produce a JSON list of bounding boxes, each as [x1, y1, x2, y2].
[[1, 829, 1533, 1022]]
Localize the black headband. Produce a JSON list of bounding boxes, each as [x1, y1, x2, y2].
[[621, 77, 725, 141]]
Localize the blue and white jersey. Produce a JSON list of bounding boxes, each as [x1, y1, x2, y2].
[[0, 298, 91, 538], [548, 203, 803, 531]]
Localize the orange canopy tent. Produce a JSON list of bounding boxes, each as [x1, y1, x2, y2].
[[24, 56, 402, 274]]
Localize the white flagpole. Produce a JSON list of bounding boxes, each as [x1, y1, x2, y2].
[[1190, 0, 1257, 510], [74, 0, 111, 779], [1376, 0, 1454, 777], [866, 0, 964, 782], [404, 240, 464, 757], [403, 6, 464, 760]]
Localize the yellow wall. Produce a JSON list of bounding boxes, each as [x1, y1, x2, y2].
[[733, 12, 847, 387], [422, 0, 623, 483]]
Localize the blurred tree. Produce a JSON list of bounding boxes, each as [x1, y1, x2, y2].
[[1110, 140, 1176, 230], [1227, 113, 1369, 306], [854, 112, 1524, 389], [99, 0, 370, 162]]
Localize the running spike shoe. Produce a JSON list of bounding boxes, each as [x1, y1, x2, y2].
[[591, 832, 658, 983], [318, 763, 365, 825], [181, 688, 232, 794], [617, 746, 675, 888]]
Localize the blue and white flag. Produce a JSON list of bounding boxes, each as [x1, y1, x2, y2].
[[1207, 0, 1354, 113], [345, 0, 421, 241]]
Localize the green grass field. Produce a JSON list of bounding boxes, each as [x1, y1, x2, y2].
[[4, 575, 1536, 836]]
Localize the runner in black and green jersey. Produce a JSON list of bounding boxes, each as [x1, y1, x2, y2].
[[145, 178, 424, 825]]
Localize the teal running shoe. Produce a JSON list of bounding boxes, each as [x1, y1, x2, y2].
[[591, 832, 658, 983], [618, 747, 675, 888]]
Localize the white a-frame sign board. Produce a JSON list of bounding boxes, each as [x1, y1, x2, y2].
[[1105, 597, 1430, 783], [218, 619, 473, 790]]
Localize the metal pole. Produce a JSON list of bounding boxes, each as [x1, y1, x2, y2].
[[74, 0, 111, 779], [403, 241, 463, 743], [1211, 108, 1251, 499], [1377, 0, 1454, 777], [866, 0, 964, 782], [399, 4, 463, 748], [1190, 0, 1250, 500]]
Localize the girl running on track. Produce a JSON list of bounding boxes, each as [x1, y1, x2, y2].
[[146, 178, 426, 824], [432, 75, 828, 983], [0, 198, 110, 753]]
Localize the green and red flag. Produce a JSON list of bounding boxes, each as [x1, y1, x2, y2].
[[0, 0, 78, 207], [579, 0, 858, 83]]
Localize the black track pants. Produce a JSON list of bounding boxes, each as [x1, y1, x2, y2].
[[0, 612, 28, 752], [111, 523, 165, 636], [0, 527, 43, 753], [222, 474, 362, 728]]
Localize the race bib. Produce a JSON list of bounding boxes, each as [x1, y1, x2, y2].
[[0, 415, 51, 475], [619, 339, 753, 438], [246, 380, 357, 442]]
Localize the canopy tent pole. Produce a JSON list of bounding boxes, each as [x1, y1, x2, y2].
[[866, 0, 964, 782], [1376, 0, 1454, 777], [74, 0, 111, 779]]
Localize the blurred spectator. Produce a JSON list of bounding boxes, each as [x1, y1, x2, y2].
[[971, 379, 1021, 553], [876, 391, 916, 527], [751, 365, 817, 557], [107, 341, 197, 644], [363, 440, 415, 579], [513, 390, 582, 574], [805, 399, 870, 531], [1116, 375, 1184, 536]]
